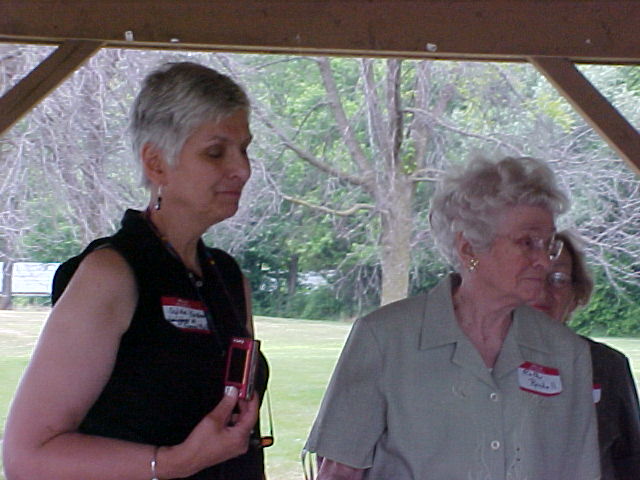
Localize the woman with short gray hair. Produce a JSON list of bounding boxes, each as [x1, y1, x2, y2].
[[4, 62, 268, 480], [131, 61, 251, 188], [305, 156, 600, 479]]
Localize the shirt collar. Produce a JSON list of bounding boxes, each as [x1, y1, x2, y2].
[[418, 274, 553, 357], [419, 274, 465, 350]]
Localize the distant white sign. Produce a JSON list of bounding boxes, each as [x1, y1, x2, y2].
[[0, 262, 61, 295]]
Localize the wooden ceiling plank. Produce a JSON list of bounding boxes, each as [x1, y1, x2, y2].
[[0, 40, 103, 136], [530, 57, 640, 176], [1, 1, 639, 63]]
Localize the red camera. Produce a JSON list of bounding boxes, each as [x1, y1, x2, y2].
[[224, 337, 261, 399]]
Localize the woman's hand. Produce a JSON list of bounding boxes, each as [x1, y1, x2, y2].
[[160, 386, 260, 478], [317, 458, 366, 480]]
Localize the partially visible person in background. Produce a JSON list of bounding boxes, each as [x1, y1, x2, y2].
[[531, 230, 640, 480]]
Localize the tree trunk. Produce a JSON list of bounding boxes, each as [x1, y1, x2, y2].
[[287, 254, 298, 298], [0, 260, 14, 310], [379, 178, 414, 305]]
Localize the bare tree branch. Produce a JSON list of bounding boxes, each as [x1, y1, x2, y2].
[[316, 57, 374, 185], [252, 103, 372, 189], [281, 193, 375, 217]]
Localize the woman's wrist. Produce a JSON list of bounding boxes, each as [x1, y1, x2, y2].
[[151, 444, 195, 480], [150, 446, 159, 480]]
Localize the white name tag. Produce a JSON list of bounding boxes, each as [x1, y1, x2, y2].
[[593, 383, 602, 403], [518, 361, 563, 396], [161, 296, 209, 333]]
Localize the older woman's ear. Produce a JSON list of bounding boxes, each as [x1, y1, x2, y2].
[[141, 143, 167, 186], [455, 232, 477, 271]]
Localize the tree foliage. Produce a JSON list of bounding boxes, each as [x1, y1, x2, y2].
[[1, 45, 639, 334], [224, 56, 640, 330]]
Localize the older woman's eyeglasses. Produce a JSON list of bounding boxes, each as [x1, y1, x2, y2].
[[503, 233, 564, 261], [547, 271, 573, 289]]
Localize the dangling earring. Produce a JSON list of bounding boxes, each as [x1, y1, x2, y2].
[[155, 185, 163, 211], [468, 258, 479, 272]]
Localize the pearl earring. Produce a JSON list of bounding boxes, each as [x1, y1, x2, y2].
[[468, 258, 479, 272]]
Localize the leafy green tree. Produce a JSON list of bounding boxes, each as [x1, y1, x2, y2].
[[570, 265, 640, 337], [226, 56, 640, 322], [1, 45, 638, 332]]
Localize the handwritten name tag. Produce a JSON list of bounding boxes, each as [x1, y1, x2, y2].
[[518, 362, 563, 396], [161, 296, 209, 333]]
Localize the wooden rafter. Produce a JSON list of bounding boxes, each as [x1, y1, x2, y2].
[[1, 1, 639, 63], [531, 57, 640, 176], [0, 1, 638, 176], [0, 40, 103, 134]]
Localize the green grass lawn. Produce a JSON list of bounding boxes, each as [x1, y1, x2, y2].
[[1, 310, 639, 479], [0, 311, 352, 480], [254, 317, 352, 479]]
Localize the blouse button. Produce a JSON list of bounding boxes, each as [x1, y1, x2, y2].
[[491, 440, 501, 450], [490, 392, 499, 402]]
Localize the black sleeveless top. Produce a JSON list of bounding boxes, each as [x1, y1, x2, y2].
[[52, 209, 268, 479]]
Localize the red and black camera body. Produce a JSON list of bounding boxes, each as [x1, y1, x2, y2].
[[224, 337, 261, 399]]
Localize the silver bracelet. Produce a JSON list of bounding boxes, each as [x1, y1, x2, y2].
[[150, 446, 159, 480]]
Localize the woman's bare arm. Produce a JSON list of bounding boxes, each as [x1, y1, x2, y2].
[[3, 248, 146, 479]]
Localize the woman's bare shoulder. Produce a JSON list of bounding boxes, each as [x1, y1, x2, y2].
[[53, 246, 138, 334]]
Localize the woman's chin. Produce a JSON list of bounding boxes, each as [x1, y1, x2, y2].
[[197, 204, 240, 224], [518, 280, 545, 300]]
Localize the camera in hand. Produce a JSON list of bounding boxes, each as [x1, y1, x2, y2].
[[224, 337, 260, 400]]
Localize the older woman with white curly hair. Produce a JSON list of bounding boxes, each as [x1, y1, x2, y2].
[[304, 156, 600, 479]]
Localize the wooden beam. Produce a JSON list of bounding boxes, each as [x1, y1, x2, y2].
[[1, 1, 639, 63], [531, 57, 640, 176], [0, 40, 103, 136]]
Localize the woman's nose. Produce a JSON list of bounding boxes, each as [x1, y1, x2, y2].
[[228, 150, 251, 182], [531, 248, 554, 270]]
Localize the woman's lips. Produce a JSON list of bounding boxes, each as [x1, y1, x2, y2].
[[532, 304, 551, 314], [217, 190, 242, 197]]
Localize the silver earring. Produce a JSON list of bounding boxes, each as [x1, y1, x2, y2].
[[155, 185, 163, 211], [468, 258, 479, 272]]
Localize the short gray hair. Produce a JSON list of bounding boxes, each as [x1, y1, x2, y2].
[[429, 156, 569, 270], [130, 61, 250, 187]]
